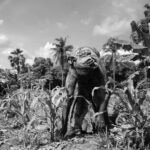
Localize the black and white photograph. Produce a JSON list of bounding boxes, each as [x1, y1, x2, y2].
[[0, 0, 150, 149]]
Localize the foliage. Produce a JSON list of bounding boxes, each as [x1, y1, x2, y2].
[[106, 67, 150, 149], [52, 37, 73, 86], [0, 87, 69, 149], [102, 37, 132, 53], [100, 53, 137, 83], [32, 57, 53, 79], [0, 69, 19, 97], [8, 49, 26, 74]]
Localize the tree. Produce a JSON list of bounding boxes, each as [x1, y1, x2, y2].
[[8, 48, 26, 74], [45, 58, 53, 90], [103, 37, 132, 84], [32, 57, 47, 78], [32, 57, 52, 78], [32, 57, 54, 88], [52, 37, 73, 87]]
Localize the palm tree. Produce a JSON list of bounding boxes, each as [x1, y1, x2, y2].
[[8, 48, 26, 74], [52, 37, 73, 87]]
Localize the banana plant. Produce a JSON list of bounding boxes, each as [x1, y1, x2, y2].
[[103, 37, 132, 90]]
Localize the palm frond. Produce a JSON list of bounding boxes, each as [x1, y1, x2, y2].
[[64, 45, 73, 51], [8, 55, 13, 60]]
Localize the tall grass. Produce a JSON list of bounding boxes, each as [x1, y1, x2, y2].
[[103, 77, 150, 149], [0, 86, 68, 149]]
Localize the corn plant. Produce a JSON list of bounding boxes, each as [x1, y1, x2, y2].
[[106, 70, 150, 149], [0, 86, 69, 149]]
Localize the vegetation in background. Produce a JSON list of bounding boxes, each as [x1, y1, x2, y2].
[[8, 48, 26, 74], [52, 37, 73, 87]]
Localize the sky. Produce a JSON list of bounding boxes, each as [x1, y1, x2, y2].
[[0, 0, 149, 68]]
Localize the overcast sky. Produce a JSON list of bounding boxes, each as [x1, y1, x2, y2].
[[0, 0, 149, 68]]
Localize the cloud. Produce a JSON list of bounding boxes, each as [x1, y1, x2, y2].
[[26, 58, 34, 65], [2, 47, 35, 66], [70, 11, 79, 16], [0, 0, 11, 11], [0, 32, 34, 68], [37, 42, 56, 59], [112, 0, 125, 8], [0, 34, 8, 43], [0, 34, 12, 49], [0, 33, 32, 57], [112, 0, 139, 7], [25, 42, 57, 65], [0, 35, 26, 55], [56, 22, 67, 30], [112, 0, 136, 8], [0, 64, 6, 69], [112, 0, 141, 18], [2, 47, 33, 56], [93, 16, 130, 36], [1, 47, 12, 55], [111, 0, 138, 19], [0, 20, 4, 25], [80, 17, 91, 25], [1, 41, 56, 66], [0, 34, 17, 57]]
